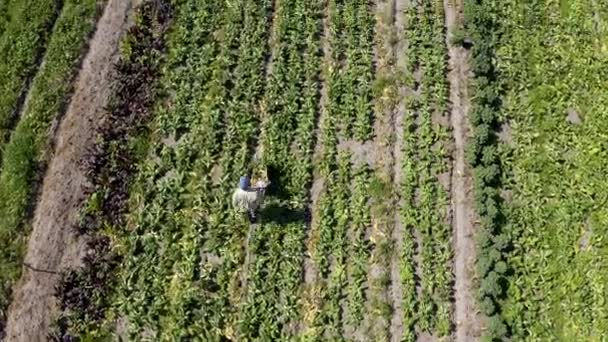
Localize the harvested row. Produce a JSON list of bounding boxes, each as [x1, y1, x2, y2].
[[443, 0, 483, 339], [0, 0, 102, 334], [366, 0, 400, 340]]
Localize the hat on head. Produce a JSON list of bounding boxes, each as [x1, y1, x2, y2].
[[239, 176, 250, 190]]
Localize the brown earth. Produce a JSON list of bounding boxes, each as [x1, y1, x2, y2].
[[390, 0, 409, 339], [360, 0, 400, 340], [443, 0, 485, 340], [3, 0, 133, 340]]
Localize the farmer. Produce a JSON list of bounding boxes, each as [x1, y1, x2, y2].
[[232, 175, 269, 223]]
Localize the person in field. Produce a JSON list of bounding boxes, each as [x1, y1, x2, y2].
[[232, 175, 269, 223]]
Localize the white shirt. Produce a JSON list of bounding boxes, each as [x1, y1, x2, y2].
[[232, 188, 264, 213]]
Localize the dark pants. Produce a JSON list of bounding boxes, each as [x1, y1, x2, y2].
[[247, 209, 257, 223]]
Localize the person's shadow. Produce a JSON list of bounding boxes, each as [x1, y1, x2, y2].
[[264, 164, 288, 200], [258, 164, 310, 225], [259, 201, 309, 225]]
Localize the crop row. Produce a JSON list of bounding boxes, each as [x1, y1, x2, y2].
[[99, 0, 232, 338], [345, 165, 372, 331], [321, 152, 351, 340], [0, 0, 101, 333], [303, 0, 343, 332], [99, 0, 275, 339], [256, 0, 321, 207], [303, 0, 378, 339], [196, 9, 275, 336], [399, 6, 419, 342], [0, 0, 9, 37], [302, 0, 339, 337], [402, 0, 452, 337], [366, 175, 395, 341], [331, 0, 375, 141], [463, 0, 511, 340], [424, 1, 452, 335], [153, 1, 242, 336], [203, 0, 274, 337], [236, 0, 322, 339], [338, 0, 374, 141], [340, 0, 376, 337], [0, 0, 61, 158], [305, 124, 353, 340], [399, 103, 418, 342], [400, 3, 420, 341]]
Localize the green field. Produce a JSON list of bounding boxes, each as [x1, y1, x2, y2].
[[0, 0, 606, 341], [0, 0, 100, 330]]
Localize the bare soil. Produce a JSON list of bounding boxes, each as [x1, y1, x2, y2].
[[3, 0, 133, 340], [566, 107, 582, 125], [443, 0, 484, 340], [579, 217, 594, 251], [390, 0, 409, 338], [337, 138, 376, 168], [417, 332, 439, 342], [360, 0, 400, 339]]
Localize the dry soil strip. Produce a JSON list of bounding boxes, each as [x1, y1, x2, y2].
[[4, 0, 132, 340], [367, 0, 399, 341], [390, 0, 410, 339], [443, 0, 483, 340]]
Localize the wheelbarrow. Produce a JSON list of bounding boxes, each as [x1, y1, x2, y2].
[[249, 148, 270, 189]]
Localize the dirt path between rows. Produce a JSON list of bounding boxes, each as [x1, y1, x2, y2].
[[365, 0, 402, 340], [443, 0, 484, 340], [389, 0, 410, 339], [4, 0, 133, 340]]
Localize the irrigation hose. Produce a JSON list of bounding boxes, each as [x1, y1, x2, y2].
[[22, 262, 59, 275]]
